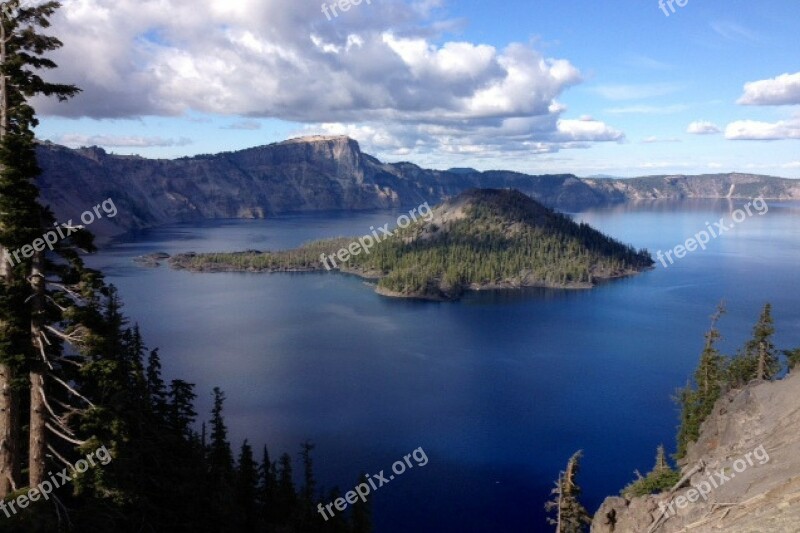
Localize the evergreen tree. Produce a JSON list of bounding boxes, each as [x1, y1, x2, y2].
[[676, 305, 726, 459], [0, 0, 80, 497], [728, 303, 779, 386], [275, 452, 296, 523], [259, 445, 278, 528], [237, 439, 259, 530], [351, 473, 373, 533], [621, 445, 680, 498], [300, 440, 316, 510], [750, 303, 779, 381], [168, 378, 198, 438], [784, 348, 800, 373], [207, 386, 236, 530], [146, 347, 168, 415], [545, 450, 591, 533], [209, 386, 234, 476], [654, 444, 669, 473]]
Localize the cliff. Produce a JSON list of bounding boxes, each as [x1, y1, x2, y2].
[[592, 371, 800, 532], [34, 136, 800, 240]]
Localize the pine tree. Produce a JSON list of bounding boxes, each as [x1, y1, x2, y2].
[[259, 445, 278, 527], [0, 0, 79, 497], [545, 450, 591, 533], [676, 304, 726, 459], [237, 439, 259, 530], [750, 303, 778, 381], [621, 445, 680, 498], [168, 378, 197, 438], [300, 440, 316, 508], [146, 347, 168, 415], [351, 473, 373, 533], [784, 348, 800, 373], [728, 303, 779, 386], [276, 452, 296, 524], [654, 445, 669, 473]]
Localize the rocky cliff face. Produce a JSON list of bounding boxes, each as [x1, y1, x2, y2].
[[591, 371, 800, 532], [34, 135, 800, 240]]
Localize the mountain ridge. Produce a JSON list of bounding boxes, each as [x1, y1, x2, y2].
[[34, 136, 800, 241]]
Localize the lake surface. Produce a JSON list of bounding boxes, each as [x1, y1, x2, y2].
[[85, 200, 800, 533]]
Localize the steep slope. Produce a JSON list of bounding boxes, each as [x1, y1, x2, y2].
[[34, 136, 800, 241], [592, 371, 800, 532]]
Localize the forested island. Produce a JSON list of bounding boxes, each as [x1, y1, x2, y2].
[[168, 189, 654, 301]]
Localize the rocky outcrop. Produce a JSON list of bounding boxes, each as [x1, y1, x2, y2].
[[34, 135, 800, 241], [591, 371, 800, 532]]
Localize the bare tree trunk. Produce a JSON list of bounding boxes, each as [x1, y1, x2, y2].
[[0, 363, 19, 498], [757, 341, 766, 381], [0, 17, 20, 499], [29, 252, 47, 487], [28, 371, 46, 487]]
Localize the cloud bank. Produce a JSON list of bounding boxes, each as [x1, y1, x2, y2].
[[35, 0, 623, 157]]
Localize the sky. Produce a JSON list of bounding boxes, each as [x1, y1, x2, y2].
[[28, 0, 800, 177]]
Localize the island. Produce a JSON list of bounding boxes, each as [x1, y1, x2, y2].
[[167, 189, 654, 301]]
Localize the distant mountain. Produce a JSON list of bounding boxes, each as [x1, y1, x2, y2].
[[169, 188, 654, 301], [34, 136, 800, 240]]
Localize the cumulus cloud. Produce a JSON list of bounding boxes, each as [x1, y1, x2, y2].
[[54, 134, 193, 148], [687, 121, 721, 135], [725, 117, 800, 140], [737, 72, 800, 106], [32, 0, 621, 157]]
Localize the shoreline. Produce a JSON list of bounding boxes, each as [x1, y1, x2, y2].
[[162, 253, 649, 301]]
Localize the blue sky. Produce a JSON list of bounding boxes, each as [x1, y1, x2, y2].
[[34, 0, 800, 177]]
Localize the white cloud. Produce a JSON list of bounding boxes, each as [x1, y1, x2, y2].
[[54, 134, 193, 148], [687, 121, 721, 135], [710, 21, 759, 42], [642, 136, 680, 144], [591, 83, 682, 101], [725, 117, 800, 140], [34, 0, 617, 157], [737, 72, 800, 106], [605, 104, 689, 115], [301, 115, 624, 160]]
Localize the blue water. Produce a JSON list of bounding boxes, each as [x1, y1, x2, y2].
[[84, 200, 800, 532]]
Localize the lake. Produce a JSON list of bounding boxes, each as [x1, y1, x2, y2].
[[84, 199, 800, 533]]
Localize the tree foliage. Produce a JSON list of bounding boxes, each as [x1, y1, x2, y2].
[[545, 450, 591, 533]]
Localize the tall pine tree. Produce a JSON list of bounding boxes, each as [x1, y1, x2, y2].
[[0, 0, 83, 497]]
